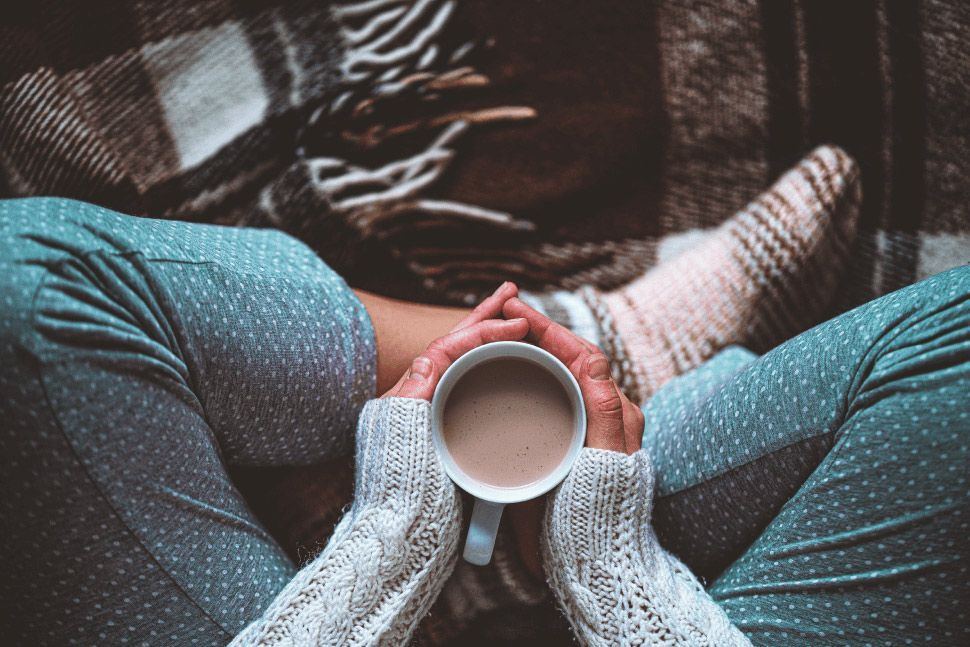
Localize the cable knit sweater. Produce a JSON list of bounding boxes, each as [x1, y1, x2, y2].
[[231, 398, 462, 645], [543, 449, 750, 645], [232, 398, 750, 645]]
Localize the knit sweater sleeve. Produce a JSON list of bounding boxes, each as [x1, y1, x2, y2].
[[231, 397, 462, 646], [542, 448, 751, 646]]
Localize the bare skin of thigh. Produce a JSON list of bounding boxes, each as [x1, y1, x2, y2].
[[354, 289, 469, 394]]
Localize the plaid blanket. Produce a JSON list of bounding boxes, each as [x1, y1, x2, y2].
[[0, 0, 535, 284], [2, 1, 968, 310], [3, 1, 969, 645]]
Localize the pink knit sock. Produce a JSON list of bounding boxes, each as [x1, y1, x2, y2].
[[525, 145, 861, 404]]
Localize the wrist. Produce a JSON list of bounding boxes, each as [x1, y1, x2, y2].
[[542, 448, 654, 565], [354, 397, 457, 517]]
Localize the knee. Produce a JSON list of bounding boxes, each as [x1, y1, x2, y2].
[[912, 264, 970, 307], [0, 198, 150, 363], [0, 200, 69, 347], [887, 266, 970, 344], [857, 266, 970, 394], [0, 196, 96, 235]]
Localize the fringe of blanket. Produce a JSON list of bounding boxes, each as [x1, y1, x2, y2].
[[406, 237, 662, 304], [293, 0, 536, 241]]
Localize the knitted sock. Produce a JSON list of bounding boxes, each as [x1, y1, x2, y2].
[[523, 145, 861, 404]]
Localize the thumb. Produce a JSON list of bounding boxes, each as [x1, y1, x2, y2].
[[580, 354, 626, 453]]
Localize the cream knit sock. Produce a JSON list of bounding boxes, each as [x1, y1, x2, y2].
[[524, 145, 860, 404]]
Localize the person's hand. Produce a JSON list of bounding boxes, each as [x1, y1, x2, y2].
[[501, 296, 645, 579], [503, 297, 644, 453], [381, 282, 527, 401]]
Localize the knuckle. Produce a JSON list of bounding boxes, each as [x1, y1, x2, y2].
[[426, 337, 450, 354], [592, 391, 624, 417]]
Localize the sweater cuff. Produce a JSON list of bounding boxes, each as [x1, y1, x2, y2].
[[230, 397, 462, 646], [353, 397, 448, 514], [546, 448, 654, 559]]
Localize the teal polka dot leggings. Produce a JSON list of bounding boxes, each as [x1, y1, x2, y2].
[[1, 198, 967, 645], [643, 271, 970, 644]]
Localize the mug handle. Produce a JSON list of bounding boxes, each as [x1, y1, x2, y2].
[[463, 498, 506, 565]]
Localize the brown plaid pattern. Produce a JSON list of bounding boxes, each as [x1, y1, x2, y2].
[[1, 1, 338, 210], [0, 0, 532, 272], [393, 0, 968, 309], [2, 1, 968, 309]]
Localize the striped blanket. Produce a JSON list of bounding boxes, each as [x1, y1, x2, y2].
[[3, 1, 967, 310]]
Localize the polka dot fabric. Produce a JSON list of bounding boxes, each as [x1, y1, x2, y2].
[[641, 265, 970, 645], [0, 198, 376, 645]]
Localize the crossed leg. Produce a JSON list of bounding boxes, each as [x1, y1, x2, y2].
[[641, 266, 970, 644]]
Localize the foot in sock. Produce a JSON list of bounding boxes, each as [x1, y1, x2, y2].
[[524, 145, 861, 404]]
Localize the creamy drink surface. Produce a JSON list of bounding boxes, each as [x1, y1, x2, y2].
[[442, 357, 574, 488]]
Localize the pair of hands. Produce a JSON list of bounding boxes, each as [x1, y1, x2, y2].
[[382, 281, 645, 578]]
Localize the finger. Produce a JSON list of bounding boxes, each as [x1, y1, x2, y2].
[[451, 281, 519, 332], [384, 314, 527, 399], [390, 356, 436, 400], [428, 317, 530, 364], [580, 353, 626, 453], [395, 318, 529, 400], [503, 295, 603, 353], [503, 298, 627, 453], [621, 396, 645, 456], [502, 298, 598, 373], [381, 370, 410, 398], [382, 288, 520, 398]]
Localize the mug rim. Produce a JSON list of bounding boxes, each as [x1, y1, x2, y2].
[[430, 340, 587, 504]]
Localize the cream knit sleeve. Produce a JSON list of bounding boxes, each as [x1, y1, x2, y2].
[[542, 448, 751, 646], [231, 398, 462, 646]]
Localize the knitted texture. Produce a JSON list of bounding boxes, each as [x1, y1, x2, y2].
[[522, 146, 861, 404], [526, 145, 861, 405], [3, 3, 968, 306], [542, 449, 751, 646], [599, 145, 860, 403], [0, 0, 535, 297], [231, 398, 461, 645]]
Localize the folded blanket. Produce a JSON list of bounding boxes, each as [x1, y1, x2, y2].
[[0, 0, 535, 287]]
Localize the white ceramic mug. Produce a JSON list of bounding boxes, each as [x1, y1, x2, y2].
[[430, 341, 587, 565]]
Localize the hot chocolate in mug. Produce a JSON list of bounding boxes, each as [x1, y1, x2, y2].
[[430, 341, 587, 565]]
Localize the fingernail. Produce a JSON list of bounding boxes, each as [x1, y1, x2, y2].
[[506, 317, 526, 325], [587, 355, 611, 381], [493, 281, 511, 296], [410, 357, 433, 380]]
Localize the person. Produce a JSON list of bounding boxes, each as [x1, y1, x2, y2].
[[1, 194, 967, 644]]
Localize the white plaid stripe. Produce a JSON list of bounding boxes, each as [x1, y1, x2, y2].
[[917, 232, 970, 279], [142, 21, 270, 170]]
